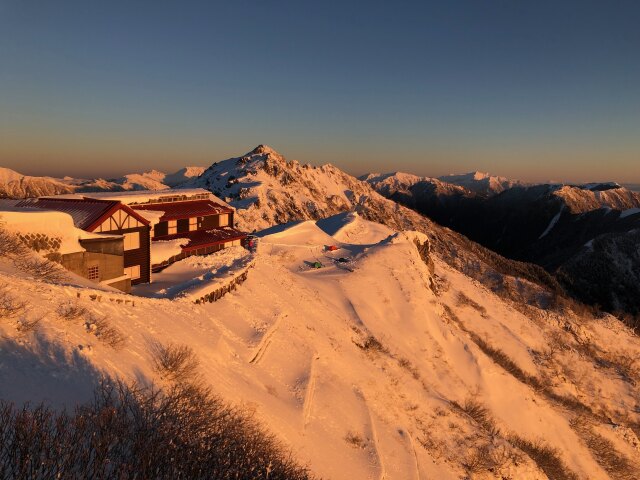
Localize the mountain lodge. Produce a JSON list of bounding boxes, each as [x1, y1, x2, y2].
[[0, 189, 247, 292]]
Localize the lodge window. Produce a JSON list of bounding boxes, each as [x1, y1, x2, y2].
[[189, 217, 197, 231], [124, 265, 141, 280], [218, 214, 229, 227], [177, 218, 189, 233], [168, 220, 177, 235], [154, 222, 168, 237], [87, 265, 99, 281], [123, 232, 140, 250]]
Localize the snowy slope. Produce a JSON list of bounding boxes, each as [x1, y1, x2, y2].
[[1, 216, 640, 479], [164, 166, 206, 186]]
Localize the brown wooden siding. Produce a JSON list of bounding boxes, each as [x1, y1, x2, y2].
[[177, 218, 189, 233], [154, 221, 168, 238], [102, 225, 151, 285], [201, 215, 218, 229]]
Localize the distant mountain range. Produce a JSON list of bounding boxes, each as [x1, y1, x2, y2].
[[2, 150, 639, 316], [0, 166, 205, 198], [364, 171, 640, 315]]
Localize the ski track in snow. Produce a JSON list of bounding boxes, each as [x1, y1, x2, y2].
[[302, 354, 319, 429], [407, 432, 422, 480], [249, 313, 285, 364], [362, 394, 387, 480]]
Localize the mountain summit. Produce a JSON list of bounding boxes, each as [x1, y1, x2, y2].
[[185, 145, 379, 231]]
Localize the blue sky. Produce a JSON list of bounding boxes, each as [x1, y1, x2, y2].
[[0, 0, 638, 182]]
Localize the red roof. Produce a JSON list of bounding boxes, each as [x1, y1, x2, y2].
[[133, 200, 232, 222], [159, 227, 247, 252], [14, 197, 150, 231]]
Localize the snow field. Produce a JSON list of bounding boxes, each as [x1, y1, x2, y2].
[[0, 214, 639, 478]]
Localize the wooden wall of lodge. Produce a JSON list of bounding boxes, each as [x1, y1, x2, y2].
[[101, 225, 151, 285], [152, 212, 235, 239]]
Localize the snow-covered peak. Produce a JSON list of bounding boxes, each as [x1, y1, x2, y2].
[[0, 167, 24, 184], [117, 170, 170, 191], [0, 167, 75, 198], [552, 184, 640, 214], [437, 171, 523, 196], [183, 146, 396, 232], [248, 144, 279, 156], [471, 171, 490, 180], [364, 171, 471, 199], [360, 171, 425, 187]]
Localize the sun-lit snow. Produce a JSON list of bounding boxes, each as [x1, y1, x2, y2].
[[136, 245, 252, 299], [1, 212, 639, 479], [149, 238, 188, 266], [0, 208, 112, 254], [437, 171, 524, 195]]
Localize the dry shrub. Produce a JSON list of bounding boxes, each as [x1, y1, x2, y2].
[[463, 443, 519, 474], [15, 316, 41, 334], [56, 301, 88, 321], [510, 435, 578, 480], [150, 341, 200, 383], [556, 295, 600, 322], [442, 305, 540, 388], [0, 380, 314, 480], [604, 353, 639, 386], [473, 335, 540, 387], [443, 304, 598, 425], [86, 316, 126, 349], [95, 318, 126, 349], [397, 357, 420, 380], [570, 417, 639, 480], [13, 256, 67, 283], [355, 335, 389, 355], [451, 398, 500, 438], [344, 431, 366, 449], [0, 286, 26, 319], [456, 291, 488, 317], [0, 227, 29, 258]]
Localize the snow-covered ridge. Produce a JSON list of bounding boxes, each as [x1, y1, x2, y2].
[[551, 184, 640, 214], [184, 145, 382, 232], [437, 171, 525, 196], [0, 167, 75, 198], [0, 166, 206, 198], [1, 213, 639, 479], [363, 171, 470, 198]]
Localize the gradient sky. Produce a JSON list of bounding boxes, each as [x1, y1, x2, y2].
[[1, 0, 639, 182]]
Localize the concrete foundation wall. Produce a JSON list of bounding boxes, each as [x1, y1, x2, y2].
[[61, 251, 128, 292], [106, 278, 131, 293]]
